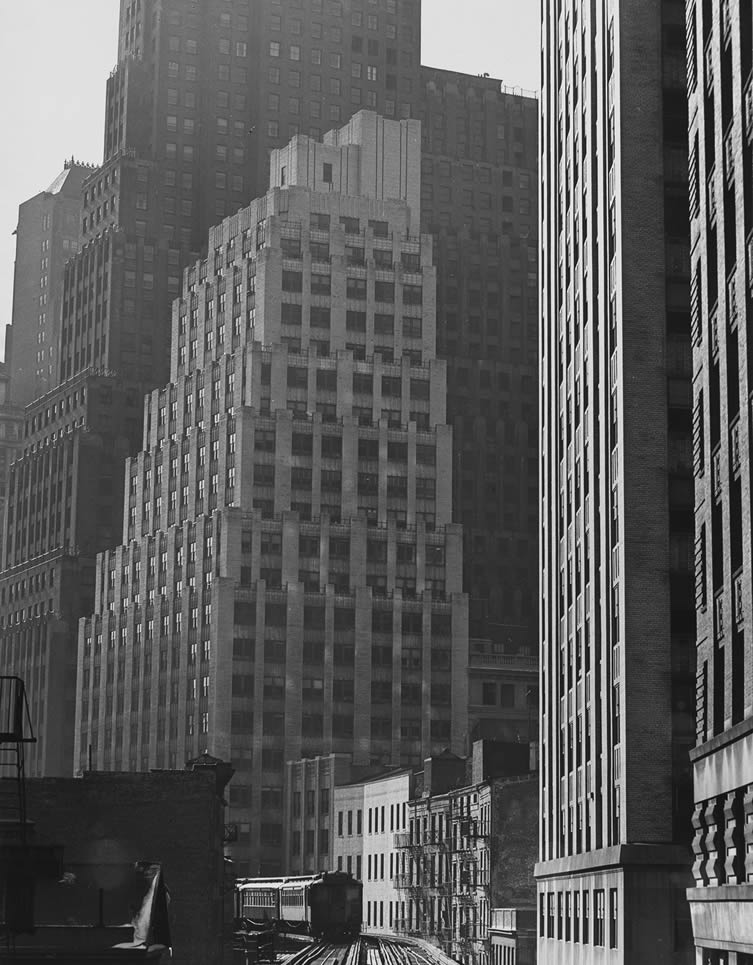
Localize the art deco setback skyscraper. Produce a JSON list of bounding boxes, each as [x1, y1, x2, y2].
[[538, 1, 695, 962], [0, 0, 422, 778], [76, 113, 469, 877], [685, 2, 753, 960]]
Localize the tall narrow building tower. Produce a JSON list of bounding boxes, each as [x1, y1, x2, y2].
[[538, 0, 695, 961], [77, 113, 468, 876], [686, 2, 753, 959]]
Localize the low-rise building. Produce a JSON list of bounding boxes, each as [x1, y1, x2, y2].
[[489, 908, 536, 965], [283, 753, 355, 875], [3, 752, 230, 965], [394, 742, 536, 965]]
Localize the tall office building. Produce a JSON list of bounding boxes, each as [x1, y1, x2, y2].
[[0, 365, 22, 564], [538, 1, 695, 961], [0, 0, 422, 777], [686, 2, 753, 959], [6, 161, 89, 407], [420, 69, 540, 651], [76, 113, 469, 876]]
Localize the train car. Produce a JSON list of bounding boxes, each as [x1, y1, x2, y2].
[[235, 872, 362, 939], [306, 872, 362, 938], [235, 878, 281, 928]]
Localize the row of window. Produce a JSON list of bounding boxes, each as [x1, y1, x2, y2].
[[337, 801, 408, 837], [540, 888, 618, 948], [281, 273, 423, 306]]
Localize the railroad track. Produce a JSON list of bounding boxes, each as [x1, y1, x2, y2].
[[364, 936, 446, 965], [276, 935, 456, 965], [286, 939, 361, 965]]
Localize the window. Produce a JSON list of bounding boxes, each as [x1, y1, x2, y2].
[[290, 45, 301, 61], [367, 65, 377, 81], [269, 41, 280, 57], [347, 277, 367, 300], [375, 281, 395, 302], [594, 890, 605, 946]]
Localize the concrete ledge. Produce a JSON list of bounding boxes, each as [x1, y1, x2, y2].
[[689, 715, 753, 764], [687, 884, 753, 902], [687, 884, 753, 952], [535, 843, 691, 879], [691, 719, 753, 801]]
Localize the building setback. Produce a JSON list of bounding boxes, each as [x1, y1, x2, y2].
[[0, 0, 420, 778], [537, 0, 695, 962], [686, 1, 753, 960], [6, 161, 89, 408], [77, 113, 469, 876]]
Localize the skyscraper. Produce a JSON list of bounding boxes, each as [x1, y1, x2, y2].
[[686, 1, 753, 959], [420, 69, 540, 654], [6, 161, 89, 407], [538, 0, 695, 960], [76, 112, 469, 876], [0, 0, 421, 777]]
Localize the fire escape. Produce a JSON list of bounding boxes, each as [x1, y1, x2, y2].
[[394, 810, 453, 950], [450, 807, 486, 965], [0, 676, 37, 950]]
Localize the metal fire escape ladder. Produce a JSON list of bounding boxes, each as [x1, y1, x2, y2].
[[0, 677, 36, 845]]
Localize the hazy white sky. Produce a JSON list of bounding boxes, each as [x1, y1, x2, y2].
[[0, 1, 539, 360]]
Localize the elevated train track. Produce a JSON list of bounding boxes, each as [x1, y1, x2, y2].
[[276, 935, 457, 965]]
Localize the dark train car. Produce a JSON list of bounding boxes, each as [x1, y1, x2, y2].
[[235, 872, 362, 939], [306, 872, 362, 938]]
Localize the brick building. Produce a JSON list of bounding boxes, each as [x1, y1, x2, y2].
[[5, 161, 89, 408], [685, 1, 753, 961], [537, 0, 695, 962], [18, 766, 228, 965], [77, 113, 469, 875], [393, 743, 535, 965]]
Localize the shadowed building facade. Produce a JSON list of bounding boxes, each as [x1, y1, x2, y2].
[[5, 161, 90, 408]]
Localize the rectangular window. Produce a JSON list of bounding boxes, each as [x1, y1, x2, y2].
[[609, 889, 618, 948], [582, 889, 589, 943], [594, 890, 605, 946]]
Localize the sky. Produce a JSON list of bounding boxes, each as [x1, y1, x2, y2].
[[0, 1, 540, 361]]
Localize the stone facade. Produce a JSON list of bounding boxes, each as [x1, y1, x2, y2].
[[686, 1, 753, 960], [537, 0, 695, 961], [77, 114, 468, 876]]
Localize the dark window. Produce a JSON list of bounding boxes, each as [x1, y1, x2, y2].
[[282, 271, 303, 292]]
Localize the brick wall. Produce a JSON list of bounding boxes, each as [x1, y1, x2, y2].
[[25, 770, 226, 965]]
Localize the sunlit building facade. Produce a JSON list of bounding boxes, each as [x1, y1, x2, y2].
[[77, 113, 469, 875], [538, 0, 695, 961]]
